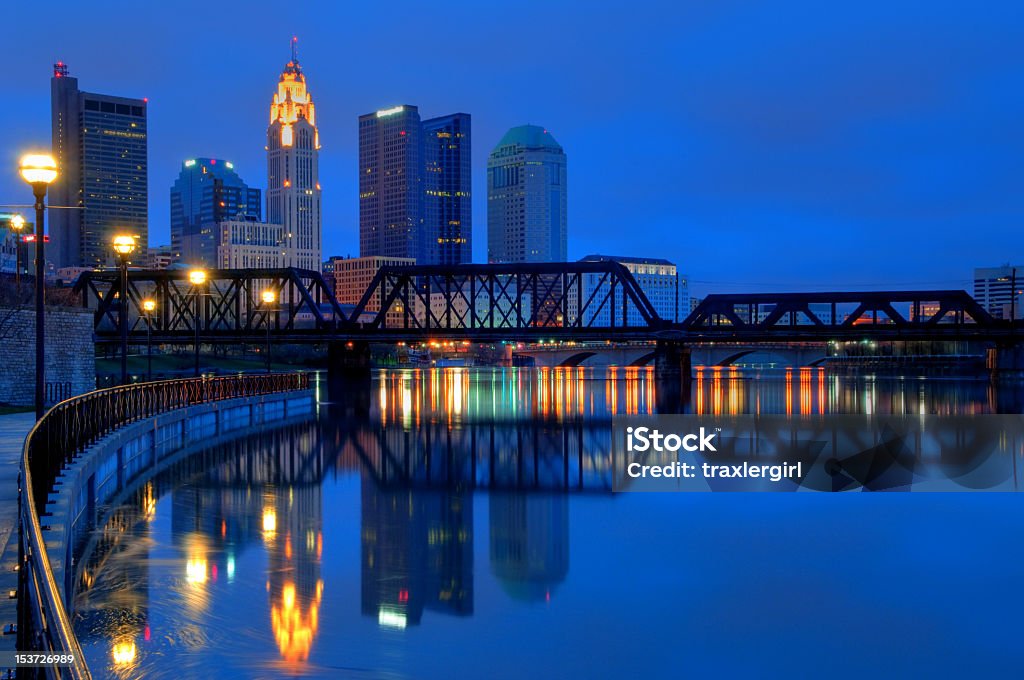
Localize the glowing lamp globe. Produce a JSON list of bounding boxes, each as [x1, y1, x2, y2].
[[19, 154, 58, 186]]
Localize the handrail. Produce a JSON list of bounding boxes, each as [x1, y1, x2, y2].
[[18, 372, 310, 678]]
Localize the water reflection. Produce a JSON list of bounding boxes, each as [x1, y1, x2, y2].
[[362, 481, 473, 628], [73, 367, 1024, 677]]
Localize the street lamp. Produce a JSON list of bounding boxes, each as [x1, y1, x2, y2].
[[188, 269, 207, 377], [19, 153, 58, 420], [261, 289, 276, 373], [112, 235, 137, 385], [142, 298, 156, 381], [10, 214, 25, 291]]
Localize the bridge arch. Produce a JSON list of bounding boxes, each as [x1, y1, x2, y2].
[[716, 350, 756, 367], [558, 352, 597, 367], [629, 351, 656, 367]]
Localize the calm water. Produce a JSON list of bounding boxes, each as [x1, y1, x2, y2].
[[74, 368, 1024, 679]]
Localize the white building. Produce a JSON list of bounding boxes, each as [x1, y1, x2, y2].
[[974, 265, 1024, 320], [573, 255, 688, 326], [216, 219, 285, 269]]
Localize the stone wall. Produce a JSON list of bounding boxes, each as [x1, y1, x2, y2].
[[0, 306, 95, 406]]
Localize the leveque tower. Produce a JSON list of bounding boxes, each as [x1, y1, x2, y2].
[[266, 38, 322, 270]]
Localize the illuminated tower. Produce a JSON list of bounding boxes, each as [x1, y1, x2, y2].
[[266, 38, 322, 271]]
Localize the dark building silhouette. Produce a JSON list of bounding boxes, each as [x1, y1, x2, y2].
[[50, 62, 148, 268]]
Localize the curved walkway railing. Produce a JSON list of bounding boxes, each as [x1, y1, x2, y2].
[[18, 372, 310, 679]]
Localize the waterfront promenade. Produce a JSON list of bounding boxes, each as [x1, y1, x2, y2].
[[0, 412, 33, 657]]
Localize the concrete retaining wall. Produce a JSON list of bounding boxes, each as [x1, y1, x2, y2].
[[0, 306, 95, 406], [40, 389, 315, 605]]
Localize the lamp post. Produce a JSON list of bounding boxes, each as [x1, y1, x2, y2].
[[19, 154, 58, 420], [10, 214, 25, 292], [142, 298, 156, 381], [112, 235, 137, 385], [189, 269, 207, 377], [261, 289, 276, 373]]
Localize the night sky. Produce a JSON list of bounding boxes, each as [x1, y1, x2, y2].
[[2, 0, 1021, 296]]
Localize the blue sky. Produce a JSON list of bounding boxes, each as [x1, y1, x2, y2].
[[2, 0, 1021, 296]]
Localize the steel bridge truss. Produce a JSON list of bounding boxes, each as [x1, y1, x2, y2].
[[76, 267, 344, 342], [77, 262, 664, 343], [682, 290, 1009, 340], [76, 267, 1021, 345], [350, 262, 661, 338]]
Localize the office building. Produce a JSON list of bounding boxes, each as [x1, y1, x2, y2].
[[487, 125, 567, 264], [215, 219, 285, 269], [330, 255, 415, 326], [50, 61, 148, 268], [359, 106, 472, 265], [974, 265, 1024, 320], [359, 105, 425, 261], [574, 255, 687, 325], [147, 244, 174, 270], [266, 39, 322, 271], [170, 157, 261, 266], [423, 114, 472, 264]]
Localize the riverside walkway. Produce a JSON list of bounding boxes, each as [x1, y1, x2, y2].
[[0, 412, 33, 661]]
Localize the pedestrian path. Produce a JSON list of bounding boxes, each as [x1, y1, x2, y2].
[[0, 412, 35, 654]]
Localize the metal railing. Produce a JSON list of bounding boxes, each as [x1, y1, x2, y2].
[[18, 372, 310, 678]]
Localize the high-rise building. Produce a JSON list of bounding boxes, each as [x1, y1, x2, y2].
[[359, 105, 424, 261], [170, 157, 261, 266], [50, 62, 148, 268], [974, 265, 1024, 320], [359, 106, 472, 265], [487, 125, 567, 264], [423, 114, 472, 265], [266, 39, 322, 271]]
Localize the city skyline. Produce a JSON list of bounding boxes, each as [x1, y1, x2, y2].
[[2, 1, 1021, 296]]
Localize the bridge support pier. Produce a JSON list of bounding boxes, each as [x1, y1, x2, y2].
[[327, 341, 372, 418], [655, 341, 692, 413], [988, 344, 1024, 380], [328, 341, 372, 379]]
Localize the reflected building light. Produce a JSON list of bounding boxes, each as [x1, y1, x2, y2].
[[142, 482, 156, 521], [185, 557, 208, 584], [378, 607, 407, 629], [271, 578, 323, 663], [111, 639, 137, 666], [263, 507, 278, 537], [227, 555, 236, 583], [403, 379, 413, 429]]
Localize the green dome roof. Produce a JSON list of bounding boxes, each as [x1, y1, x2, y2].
[[494, 125, 563, 151]]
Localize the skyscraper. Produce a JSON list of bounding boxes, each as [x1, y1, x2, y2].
[[487, 125, 567, 263], [359, 105, 424, 262], [266, 39, 322, 271], [423, 114, 472, 265], [359, 106, 472, 264], [50, 62, 148, 268], [170, 157, 261, 266]]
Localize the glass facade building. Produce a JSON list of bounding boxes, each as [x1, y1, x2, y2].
[[359, 106, 472, 265], [423, 114, 472, 265], [50, 62, 148, 268], [170, 158, 261, 266], [487, 125, 567, 264]]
